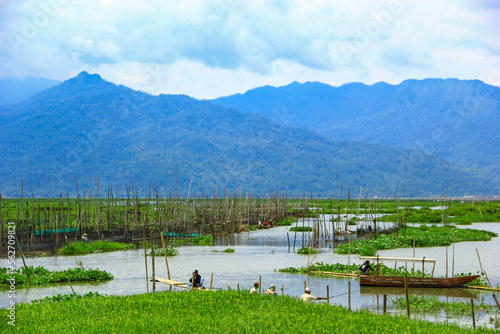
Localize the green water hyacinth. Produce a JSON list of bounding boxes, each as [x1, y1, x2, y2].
[[0, 290, 491, 333], [0, 266, 113, 286], [58, 240, 135, 255], [335, 225, 497, 256]]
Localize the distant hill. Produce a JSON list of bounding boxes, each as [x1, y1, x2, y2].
[[0, 77, 60, 105], [212, 79, 500, 176], [0, 72, 498, 198]]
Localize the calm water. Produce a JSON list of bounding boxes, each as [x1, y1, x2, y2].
[[3, 220, 499, 329]]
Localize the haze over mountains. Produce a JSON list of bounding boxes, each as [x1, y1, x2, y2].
[[0, 77, 60, 106], [212, 79, 500, 177], [0, 72, 498, 198]]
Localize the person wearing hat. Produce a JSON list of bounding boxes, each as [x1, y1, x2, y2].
[[249, 282, 259, 294], [81, 233, 88, 242], [188, 270, 203, 288], [301, 287, 327, 303], [265, 284, 277, 295], [360, 260, 374, 275]]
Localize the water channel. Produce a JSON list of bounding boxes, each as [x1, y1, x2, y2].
[[2, 218, 499, 329]]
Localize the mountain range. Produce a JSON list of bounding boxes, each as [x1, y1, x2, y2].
[[0, 72, 498, 198], [212, 79, 500, 177]]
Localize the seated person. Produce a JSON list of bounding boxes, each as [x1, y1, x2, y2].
[[265, 284, 277, 295], [187, 270, 203, 288], [250, 282, 259, 294], [360, 260, 374, 275]]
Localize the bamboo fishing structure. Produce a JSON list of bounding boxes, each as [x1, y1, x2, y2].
[[0, 180, 294, 253]]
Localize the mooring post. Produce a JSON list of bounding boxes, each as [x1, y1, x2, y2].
[[151, 243, 155, 293], [383, 294, 387, 315], [143, 230, 148, 293], [471, 299, 476, 329], [404, 274, 410, 319], [348, 281, 351, 310]]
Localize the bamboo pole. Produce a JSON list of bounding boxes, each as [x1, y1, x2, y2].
[[476, 249, 500, 310], [151, 243, 156, 293], [348, 281, 351, 310], [160, 233, 171, 280], [404, 273, 410, 319], [471, 299, 476, 329], [210, 273, 213, 290], [383, 295, 387, 315], [143, 230, 149, 293]]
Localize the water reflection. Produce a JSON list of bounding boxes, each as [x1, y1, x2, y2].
[[2, 220, 499, 329]]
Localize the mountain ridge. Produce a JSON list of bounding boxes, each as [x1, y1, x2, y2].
[[212, 79, 500, 176], [0, 72, 498, 197]]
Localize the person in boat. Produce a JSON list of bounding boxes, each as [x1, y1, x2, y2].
[[81, 233, 88, 242], [250, 282, 259, 294], [360, 260, 374, 275], [187, 270, 203, 288], [265, 284, 277, 295], [301, 287, 327, 303], [264, 220, 269, 226]]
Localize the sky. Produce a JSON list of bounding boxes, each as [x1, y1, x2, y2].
[[1, 0, 499, 99]]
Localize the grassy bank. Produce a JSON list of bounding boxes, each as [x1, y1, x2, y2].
[[58, 240, 135, 255], [0, 290, 489, 333], [0, 266, 113, 286]]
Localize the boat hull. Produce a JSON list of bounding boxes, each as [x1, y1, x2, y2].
[[359, 275, 480, 288]]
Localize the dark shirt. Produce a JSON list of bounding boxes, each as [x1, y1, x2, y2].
[[190, 274, 202, 287], [360, 264, 373, 274]]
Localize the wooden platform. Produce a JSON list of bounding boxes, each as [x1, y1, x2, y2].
[[152, 276, 215, 291]]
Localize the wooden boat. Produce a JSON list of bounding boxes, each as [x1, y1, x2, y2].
[[258, 225, 272, 229], [358, 256, 479, 288], [359, 274, 480, 288]]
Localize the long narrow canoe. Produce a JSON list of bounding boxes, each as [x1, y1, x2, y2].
[[359, 275, 480, 288]]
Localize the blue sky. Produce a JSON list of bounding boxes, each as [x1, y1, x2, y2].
[[1, 0, 499, 99]]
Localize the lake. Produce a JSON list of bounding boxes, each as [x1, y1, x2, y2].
[[3, 219, 499, 329]]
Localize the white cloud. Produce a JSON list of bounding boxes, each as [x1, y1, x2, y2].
[[0, 0, 499, 97]]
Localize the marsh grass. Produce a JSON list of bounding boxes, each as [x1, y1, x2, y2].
[[0, 290, 489, 333]]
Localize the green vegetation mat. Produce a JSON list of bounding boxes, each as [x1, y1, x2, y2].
[[335, 225, 497, 256], [290, 226, 312, 232], [391, 295, 497, 318], [58, 240, 135, 255], [147, 245, 178, 257], [0, 266, 113, 286], [0, 290, 490, 333]]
